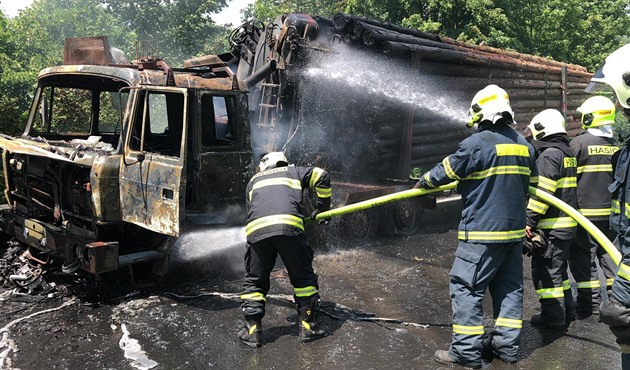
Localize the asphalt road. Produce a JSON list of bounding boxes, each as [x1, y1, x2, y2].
[[0, 200, 621, 369]]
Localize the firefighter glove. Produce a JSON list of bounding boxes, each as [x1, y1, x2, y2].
[[522, 228, 548, 257]]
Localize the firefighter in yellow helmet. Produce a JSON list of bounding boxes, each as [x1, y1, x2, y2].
[[238, 152, 331, 347], [569, 96, 620, 319], [416, 85, 537, 368]]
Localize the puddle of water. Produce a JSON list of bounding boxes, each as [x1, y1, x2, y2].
[[119, 323, 158, 370]]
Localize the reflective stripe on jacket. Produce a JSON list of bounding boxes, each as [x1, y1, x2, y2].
[[570, 131, 618, 221], [246, 165, 331, 243], [527, 140, 578, 240], [420, 122, 537, 243]]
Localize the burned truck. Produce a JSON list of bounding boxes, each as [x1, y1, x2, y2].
[[225, 13, 593, 242], [0, 37, 252, 281]]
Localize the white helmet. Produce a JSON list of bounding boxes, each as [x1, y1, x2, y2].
[[576, 96, 616, 129], [528, 109, 567, 140], [467, 84, 514, 128], [258, 151, 288, 172], [586, 43, 630, 109]]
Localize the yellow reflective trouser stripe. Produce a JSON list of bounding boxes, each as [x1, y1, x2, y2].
[[309, 167, 324, 188], [423, 172, 435, 188], [537, 217, 577, 229], [577, 280, 600, 289], [495, 144, 530, 157], [626, 203, 630, 218], [579, 208, 612, 217], [612, 199, 621, 214], [249, 324, 258, 335], [294, 286, 318, 297], [577, 164, 612, 174], [457, 229, 525, 241], [538, 176, 557, 192], [250, 178, 303, 201], [316, 187, 331, 198], [529, 175, 539, 185], [495, 317, 523, 329], [443, 156, 462, 180], [557, 176, 577, 188], [241, 292, 266, 301], [453, 324, 484, 335], [527, 198, 549, 215], [563, 279, 571, 290], [618, 263, 630, 281], [246, 214, 304, 235], [464, 165, 530, 180], [537, 287, 564, 299], [607, 278, 615, 286]]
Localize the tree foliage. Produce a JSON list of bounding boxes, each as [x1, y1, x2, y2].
[[247, 0, 630, 71]]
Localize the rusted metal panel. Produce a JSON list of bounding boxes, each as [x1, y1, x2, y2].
[[119, 154, 182, 236], [63, 36, 112, 66], [90, 155, 121, 222]]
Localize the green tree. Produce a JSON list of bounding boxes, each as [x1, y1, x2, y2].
[[100, 0, 232, 63], [0, 11, 33, 135], [244, 0, 630, 72]]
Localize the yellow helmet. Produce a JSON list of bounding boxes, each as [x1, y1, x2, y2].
[[467, 85, 514, 128], [528, 109, 566, 140], [577, 96, 616, 129], [586, 43, 630, 109]]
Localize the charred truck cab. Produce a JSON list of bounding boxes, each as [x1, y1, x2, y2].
[[0, 37, 252, 278]]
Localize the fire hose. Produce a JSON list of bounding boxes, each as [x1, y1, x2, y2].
[[314, 182, 621, 265]]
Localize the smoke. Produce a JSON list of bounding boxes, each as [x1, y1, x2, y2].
[[305, 43, 469, 124], [248, 40, 474, 181]]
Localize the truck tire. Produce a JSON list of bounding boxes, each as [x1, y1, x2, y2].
[[380, 198, 422, 236], [337, 208, 378, 244]]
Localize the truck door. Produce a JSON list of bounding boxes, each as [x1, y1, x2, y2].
[[190, 93, 252, 222], [120, 87, 187, 236]]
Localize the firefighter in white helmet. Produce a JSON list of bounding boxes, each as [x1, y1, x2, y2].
[[238, 152, 331, 347], [569, 96, 620, 320], [416, 84, 537, 368], [588, 43, 630, 366], [525, 109, 578, 330]]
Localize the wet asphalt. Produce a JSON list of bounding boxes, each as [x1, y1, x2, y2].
[[0, 200, 621, 369]]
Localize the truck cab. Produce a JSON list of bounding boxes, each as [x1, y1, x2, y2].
[[0, 37, 252, 278]]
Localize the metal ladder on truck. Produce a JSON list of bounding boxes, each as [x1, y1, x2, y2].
[[256, 81, 281, 152]]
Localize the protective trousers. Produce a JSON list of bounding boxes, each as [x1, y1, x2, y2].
[[531, 236, 575, 325], [448, 241, 523, 367], [570, 222, 618, 315], [241, 235, 319, 318]]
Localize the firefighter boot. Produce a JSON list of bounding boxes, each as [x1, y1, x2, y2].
[[298, 300, 327, 343], [238, 316, 262, 348], [433, 350, 482, 369]]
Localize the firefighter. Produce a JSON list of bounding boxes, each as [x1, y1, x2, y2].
[[587, 43, 630, 364], [238, 151, 331, 347], [416, 85, 537, 368], [526, 109, 578, 330], [569, 96, 619, 319]]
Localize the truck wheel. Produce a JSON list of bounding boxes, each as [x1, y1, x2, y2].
[[338, 208, 378, 244], [381, 198, 422, 236]]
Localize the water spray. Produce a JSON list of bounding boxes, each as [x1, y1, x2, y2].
[[314, 182, 621, 264]]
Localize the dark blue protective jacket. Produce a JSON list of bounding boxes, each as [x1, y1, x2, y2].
[[527, 135, 578, 240], [570, 131, 619, 221], [245, 165, 331, 244], [418, 121, 537, 243]]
